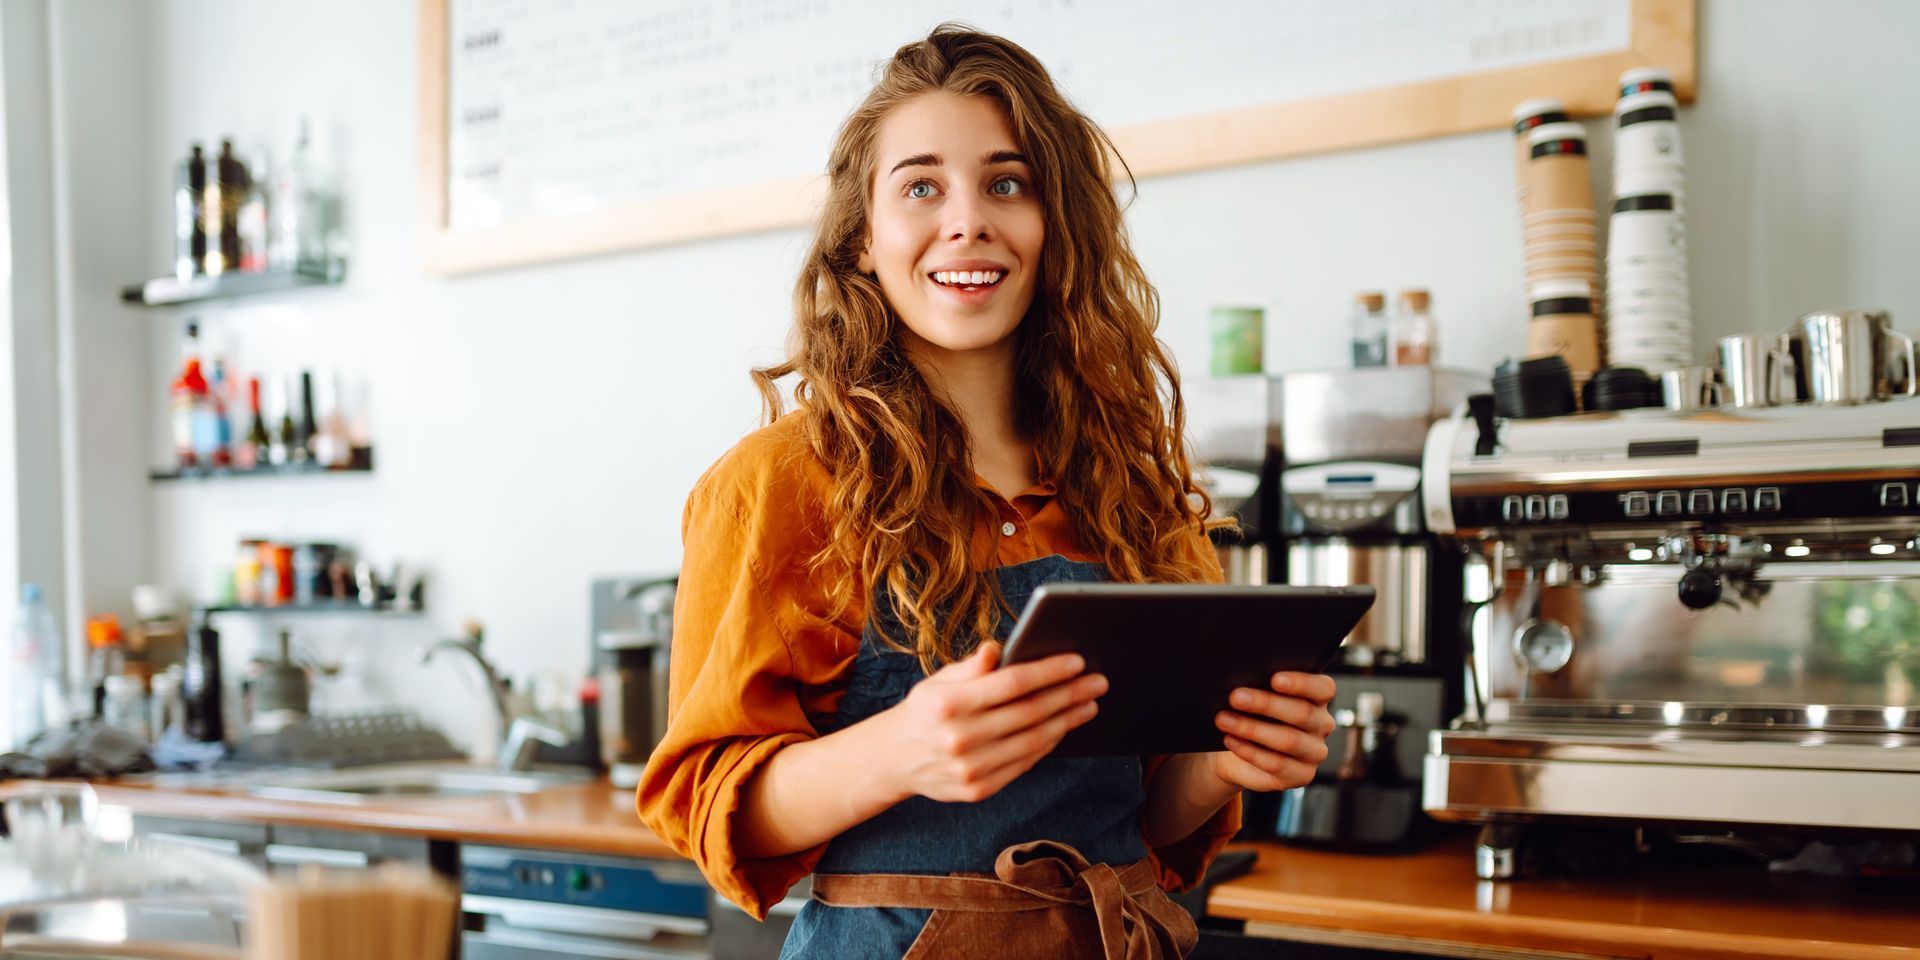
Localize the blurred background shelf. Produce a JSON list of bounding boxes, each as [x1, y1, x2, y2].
[[121, 268, 342, 307], [151, 459, 373, 482], [200, 602, 421, 616]]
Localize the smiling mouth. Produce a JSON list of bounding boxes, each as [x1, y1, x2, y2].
[[928, 270, 1005, 291]]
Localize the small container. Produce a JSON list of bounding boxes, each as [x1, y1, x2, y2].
[[1391, 290, 1436, 366], [149, 667, 186, 738], [292, 544, 320, 606], [1208, 306, 1265, 375], [1350, 292, 1388, 368], [233, 539, 265, 607], [102, 675, 149, 741]]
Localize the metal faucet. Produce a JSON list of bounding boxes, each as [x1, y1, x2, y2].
[[417, 620, 567, 771]]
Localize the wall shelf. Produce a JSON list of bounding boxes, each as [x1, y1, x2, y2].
[[201, 602, 421, 616], [121, 268, 342, 307], [151, 457, 373, 483]]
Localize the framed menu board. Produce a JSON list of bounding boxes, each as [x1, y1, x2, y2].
[[418, 0, 1693, 275]]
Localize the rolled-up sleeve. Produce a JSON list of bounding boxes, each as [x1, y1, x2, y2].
[[637, 434, 856, 919]]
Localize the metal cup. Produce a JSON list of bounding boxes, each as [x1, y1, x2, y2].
[[1661, 366, 1725, 412], [1717, 333, 1799, 407], [1795, 308, 1916, 405]]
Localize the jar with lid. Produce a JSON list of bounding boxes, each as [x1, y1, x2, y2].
[[1391, 289, 1436, 366], [101, 675, 149, 740], [1349, 292, 1388, 367]]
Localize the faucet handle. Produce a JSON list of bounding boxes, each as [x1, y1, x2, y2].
[[498, 717, 569, 772]]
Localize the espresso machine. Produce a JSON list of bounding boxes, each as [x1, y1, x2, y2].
[[1190, 367, 1485, 846], [1423, 393, 1920, 878], [590, 576, 676, 789]]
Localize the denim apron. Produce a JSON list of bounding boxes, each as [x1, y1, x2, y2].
[[778, 555, 1194, 959]]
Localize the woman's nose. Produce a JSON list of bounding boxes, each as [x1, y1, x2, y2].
[[943, 194, 994, 243]]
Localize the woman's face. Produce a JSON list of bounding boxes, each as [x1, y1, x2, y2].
[[859, 92, 1044, 358]]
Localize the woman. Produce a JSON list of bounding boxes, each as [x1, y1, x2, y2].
[[639, 25, 1336, 959]]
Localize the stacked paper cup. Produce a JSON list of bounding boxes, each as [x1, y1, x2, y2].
[[1520, 120, 1605, 389], [1605, 68, 1690, 373], [1511, 98, 1569, 214]]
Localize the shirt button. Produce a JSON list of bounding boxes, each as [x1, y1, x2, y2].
[[1001, 521, 1017, 537]]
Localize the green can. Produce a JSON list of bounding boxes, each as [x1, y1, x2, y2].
[[1209, 306, 1265, 376]]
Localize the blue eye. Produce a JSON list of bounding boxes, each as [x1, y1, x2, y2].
[[906, 180, 937, 199], [990, 176, 1025, 197]]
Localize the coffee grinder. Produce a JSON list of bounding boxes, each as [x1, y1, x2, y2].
[[1192, 367, 1484, 848], [590, 576, 676, 789]]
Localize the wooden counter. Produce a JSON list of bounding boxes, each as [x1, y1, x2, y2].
[[0, 776, 678, 860], [1208, 835, 1920, 960]]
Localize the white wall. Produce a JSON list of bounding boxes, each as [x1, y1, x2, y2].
[[40, 0, 1916, 750]]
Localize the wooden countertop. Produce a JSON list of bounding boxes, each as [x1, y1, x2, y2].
[[1209, 835, 1920, 960], [0, 776, 678, 860]]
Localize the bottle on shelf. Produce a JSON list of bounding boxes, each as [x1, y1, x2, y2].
[[202, 358, 234, 469], [236, 145, 270, 274], [278, 375, 304, 465], [169, 321, 209, 469], [175, 144, 208, 282], [1349, 292, 1389, 368], [210, 139, 248, 277], [7, 583, 65, 751], [347, 376, 374, 469], [314, 372, 353, 468], [1390, 289, 1437, 367], [242, 377, 271, 470], [298, 371, 319, 464]]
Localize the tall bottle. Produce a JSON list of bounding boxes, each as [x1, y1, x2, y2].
[[1390, 289, 1437, 367], [212, 140, 248, 277], [243, 377, 272, 470], [1349, 292, 1388, 368], [203, 358, 234, 469], [182, 611, 226, 744], [279, 376, 305, 464], [169, 322, 209, 469], [314, 372, 352, 468], [298, 371, 319, 464], [175, 144, 208, 282], [7, 583, 65, 750]]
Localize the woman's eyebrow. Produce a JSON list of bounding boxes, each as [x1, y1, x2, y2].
[[889, 152, 941, 175], [985, 150, 1028, 166]]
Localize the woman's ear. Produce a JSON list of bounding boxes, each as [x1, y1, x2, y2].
[[856, 243, 874, 275]]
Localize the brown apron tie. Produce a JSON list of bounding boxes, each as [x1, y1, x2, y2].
[[812, 840, 1192, 959]]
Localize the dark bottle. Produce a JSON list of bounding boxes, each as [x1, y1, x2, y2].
[[245, 377, 271, 468], [182, 612, 226, 744], [215, 140, 249, 277], [298, 371, 319, 463], [280, 376, 305, 463], [183, 144, 208, 277]]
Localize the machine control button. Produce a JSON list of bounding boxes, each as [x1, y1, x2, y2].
[[1503, 496, 1524, 522], [1655, 490, 1683, 516], [1721, 488, 1747, 513], [1881, 483, 1910, 508], [1524, 495, 1547, 521], [1621, 492, 1651, 518], [1754, 487, 1783, 512], [1687, 490, 1715, 514], [1547, 494, 1570, 520]]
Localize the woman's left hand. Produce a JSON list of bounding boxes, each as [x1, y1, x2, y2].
[[1207, 671, 1338, 793]]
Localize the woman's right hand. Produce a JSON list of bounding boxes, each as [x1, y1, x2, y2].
[[872, 641, 1105, 804]]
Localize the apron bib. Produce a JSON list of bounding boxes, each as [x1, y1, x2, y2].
[[777, 555, 1197, 959]]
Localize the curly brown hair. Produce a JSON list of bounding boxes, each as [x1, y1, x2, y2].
[[753, 24, 1221, 671]]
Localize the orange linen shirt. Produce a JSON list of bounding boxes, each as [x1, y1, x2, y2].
[[636, 414, 1241, 919]]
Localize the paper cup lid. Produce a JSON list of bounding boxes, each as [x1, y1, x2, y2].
[[1530, 279, 1593, 301], [1615, 90, 1679, 114], [1512, 97, 1566, 121], [1528, 121, 1588, 145], [1620, 67, 1674, 87]]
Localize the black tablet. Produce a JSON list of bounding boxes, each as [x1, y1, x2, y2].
[[999, 583, 1375, 757]]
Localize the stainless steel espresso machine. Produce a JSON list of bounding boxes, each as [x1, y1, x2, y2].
[[1191, 367, 1485, 847], [1423, 396, 1920, 878]]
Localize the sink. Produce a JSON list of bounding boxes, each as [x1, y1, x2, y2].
[[245, 763, 591, 804]]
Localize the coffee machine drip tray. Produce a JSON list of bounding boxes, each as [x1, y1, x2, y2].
[[1426, 704, 1920, 832]]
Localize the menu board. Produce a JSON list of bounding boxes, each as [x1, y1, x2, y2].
[[419, 0, 1693, 273]]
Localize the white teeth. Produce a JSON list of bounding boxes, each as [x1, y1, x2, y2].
[[931, 270, 1005, 287]]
